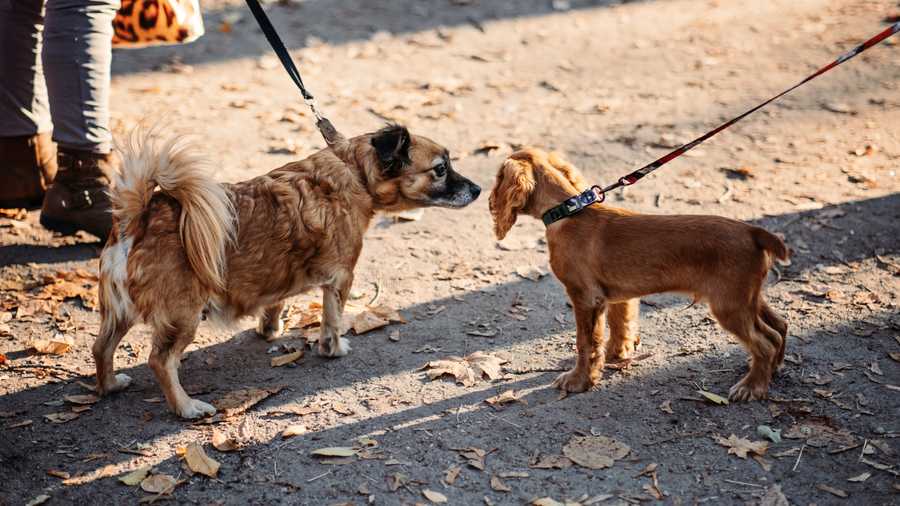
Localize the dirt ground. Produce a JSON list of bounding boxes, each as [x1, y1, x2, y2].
[[2, 0, 899, 504]]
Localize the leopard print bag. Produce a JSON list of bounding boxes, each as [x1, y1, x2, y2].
[[112, 0, 205, 48]]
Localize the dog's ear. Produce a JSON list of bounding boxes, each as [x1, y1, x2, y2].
[[371, 124, 411, 178], [489, 158, 535, 240], [547, 151, 586, 190]]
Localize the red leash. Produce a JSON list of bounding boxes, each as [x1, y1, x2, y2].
[[542, 21, 900, 226]]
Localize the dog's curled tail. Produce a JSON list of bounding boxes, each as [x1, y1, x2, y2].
[[751, 227, 789, 264], [113, 128, 236, 291]]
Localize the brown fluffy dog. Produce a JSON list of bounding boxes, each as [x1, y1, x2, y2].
[[95, 125, 480, 418], [489, 148, 788, 401]]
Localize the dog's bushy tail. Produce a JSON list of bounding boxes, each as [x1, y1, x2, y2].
[[751, 227, 789, 265], [113, 128, 236, 291]]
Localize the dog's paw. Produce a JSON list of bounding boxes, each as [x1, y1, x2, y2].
[[176, 398, 217, 420], [318, 336, 351, 358], [97, 373, 132, 395], [728, 376, 769, 402], [256, 317, 284, 341], [551, 369, 595, 393]]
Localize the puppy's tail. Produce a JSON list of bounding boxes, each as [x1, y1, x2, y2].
[[113, 128, 236, 291], [751, 227, 790, 265]]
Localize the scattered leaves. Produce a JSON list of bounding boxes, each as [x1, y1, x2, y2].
[[119, 466, 152, 486], [31, 336, 74, 355], [529, 454, 572, 469], [212, 386, 282, 418], [659, 400, 674, 414], [515, 265, 547, 281], [421, 351, 506, 386], [140, 474, 177, 494], [44, 411, 80, 424], [562, 435, 630, 469], [281, 424, 307, 439], [183, 444, 220, 477], [211, 429, 240, 452], [760, 484, 789, 506], [847, 472, 871, 482], [64, 394, 99, 405], [422, 489, 448, 504], [311, 447, 357, 458], [270, 350, 303, 367], [490, 475, 511, 492], [444, 465, 461, 485], [816, 483, 848, 498], [757, 425, 782, 443], [485, 390, 526, 407], [697, 390, 729, 405], [716, 434, 768, 459]]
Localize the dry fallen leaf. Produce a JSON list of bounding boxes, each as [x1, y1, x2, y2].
[[697, 390, 729, 405], [485, 390, 526, 407], [183, 444, 220, 477], [421, 351, 506, 387], [817, 483, 848, 498], [281, 424, 307, 439], [444, 465, 461, 485], [455, 447, 488, 470], [847, 472, 871, 482], [529, 454, 572, 469], [515, 265, 547, 281], [44, 411, 79, 424], [490, 475, 511, 492], [46, 469, 70, 479], [31, 336, 74, 355], [659, 400, 674, 414], [422, 489, 448, 503], [25, 495, 50, 506], [140, 474, 177, 494], [64, 394, 99, 405], [562, 435, 630, 469], [211, 429, 240, 452], [119, 466, 152, 486], [270, 350, 303, 367], [759, 484, 789, 506], [716, 434, 768, 459], [311, 447, 357, 458], [212, 386, 282, 418]]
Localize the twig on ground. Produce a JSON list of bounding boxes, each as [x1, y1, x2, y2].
[[723, 479, 764, 488], [792, 444, 805, 472], [307, 471, 332, 483]]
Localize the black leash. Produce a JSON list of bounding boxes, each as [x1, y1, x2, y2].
[[542, 21, 900, 226], [244, 0, 341, 145]]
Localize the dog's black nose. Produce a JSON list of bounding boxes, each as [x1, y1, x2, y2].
[[471, 184, 481, 199]]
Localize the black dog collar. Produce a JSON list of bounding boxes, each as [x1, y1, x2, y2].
[[541, 186, 605, 226]]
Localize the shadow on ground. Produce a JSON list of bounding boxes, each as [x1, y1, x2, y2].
[[1, 193, 898, 503]]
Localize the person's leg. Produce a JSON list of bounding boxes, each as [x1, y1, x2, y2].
[[40, 0, 120, 240], [0, 0, 58, 208]]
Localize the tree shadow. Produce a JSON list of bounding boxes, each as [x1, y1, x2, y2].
[[0, 193, 897, 503], [112, 0, 645, 75]]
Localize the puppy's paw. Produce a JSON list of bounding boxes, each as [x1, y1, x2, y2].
[[606, 339, 639, 362], [551, 369, 595, 393], [728, 376, 769, 402], [97, 373, 132, 395], [318, 336, 351, 358], [176, 398, 217, 420], [256, 317, 284, 341]]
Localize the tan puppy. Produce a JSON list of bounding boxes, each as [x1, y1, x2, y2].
[[94, 125, 481, 418], [489, 148, 788, 401]]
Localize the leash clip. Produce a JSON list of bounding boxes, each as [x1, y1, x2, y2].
[[590, 185, 606, 203]]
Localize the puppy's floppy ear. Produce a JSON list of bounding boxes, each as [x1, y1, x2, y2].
[[489, 158, 535, 240], [371, 124, 411, 178], [547, 151, 586, 191]]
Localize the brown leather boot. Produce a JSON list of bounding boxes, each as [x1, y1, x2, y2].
[[40, 149, 117, 242], [0, 133, 58, 209]]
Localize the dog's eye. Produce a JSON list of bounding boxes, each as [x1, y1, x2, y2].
[[433, 163, 447, 177]]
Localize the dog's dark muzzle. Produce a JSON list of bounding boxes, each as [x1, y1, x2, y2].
[[429, 171, 480, 208]]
